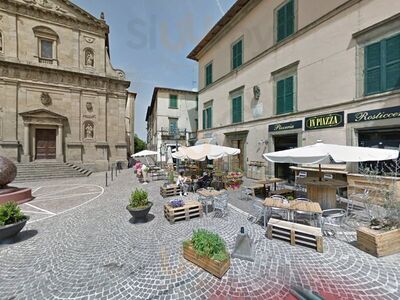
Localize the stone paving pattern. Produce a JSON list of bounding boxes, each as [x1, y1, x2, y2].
[[0, 170, 399, 299]]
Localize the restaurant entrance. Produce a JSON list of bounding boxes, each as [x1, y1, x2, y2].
[[273, 134, 298, 182]]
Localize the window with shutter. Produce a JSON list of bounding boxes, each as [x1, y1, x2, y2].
[[232, 95, 243, 123], [276, 76, 294, 115], [276, 0, 295, 42], [169, 95, 178, 109], [205, 63, 213, 86], [203, 106, 212, 129], [364, 33, 400, 95], [232, 39, 243, 70]]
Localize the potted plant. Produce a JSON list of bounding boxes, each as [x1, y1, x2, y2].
[[356, 161, 400, 257], [183, 229, 230, 278], [0, 202, 29, 240], [126, 189, 152, 222]]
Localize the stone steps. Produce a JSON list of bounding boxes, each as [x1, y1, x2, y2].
[[14, 162, 92, 182]]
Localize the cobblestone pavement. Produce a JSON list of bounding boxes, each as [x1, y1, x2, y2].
[[1, 170, 400, 299]]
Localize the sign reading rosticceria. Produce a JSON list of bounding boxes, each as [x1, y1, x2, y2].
[[269, 120, 302, 132], [348, 106, 400, 123], [305, 111, 344, 130]]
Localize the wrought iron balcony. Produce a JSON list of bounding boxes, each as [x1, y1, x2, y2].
[[160, 128, 188, 139]]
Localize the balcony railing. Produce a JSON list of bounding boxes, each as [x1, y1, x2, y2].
[[160, 128, 191, 139], [38, 57, 57, 65]]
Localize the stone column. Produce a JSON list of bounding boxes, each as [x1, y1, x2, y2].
[[56, 125, 64, 162], [21, 123, 30, 163]]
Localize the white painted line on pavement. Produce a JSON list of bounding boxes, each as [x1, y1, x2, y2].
[[33, 185, 83, 198], [34, 191, 101, 201], [28, 184, 104, 224], [25, 203, 56, 215], [31, 187, 42, 194], [21, 210, 54, 215]]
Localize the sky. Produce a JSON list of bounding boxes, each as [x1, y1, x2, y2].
[[72, 0, 236, 141]]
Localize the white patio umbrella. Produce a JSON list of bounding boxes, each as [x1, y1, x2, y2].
[[131, 150, 158, 165], [263, 142, 399, 164], [172, 144, 240, 161], [263, 141, 399, 180]]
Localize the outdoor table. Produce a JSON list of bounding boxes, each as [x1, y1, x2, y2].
[[196, 189, 226, 215], [296, 177, 347, 210], [247, 183, 265, 197], [258, 177, 285, 191], [263, 197, 322, 228]]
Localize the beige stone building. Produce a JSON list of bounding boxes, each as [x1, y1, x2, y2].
[[146, 87, 198, 162], [125, 92, 136, 155], [0, 0, 131, 171], [188, 0, 400, 180]]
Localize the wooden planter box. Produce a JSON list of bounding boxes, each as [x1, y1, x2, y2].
[[357, 227, 400, 257], [164, 201, 203, 224], [160, 185, 181, 198], [183, 244, 230, 278]]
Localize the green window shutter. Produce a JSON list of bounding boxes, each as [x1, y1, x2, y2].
[[169, 95, 178, 108], [205, 63, 213, 86], [232, 40, 243, 69], [277, 6, 286, 42], [232, 96, 242, 123], [202, 110, 206, 129], [385, 34, 400, 91], [207, 107, 212, 129], [284, 76, 294, 113], [276, 79, 285, 114], [365, 42, 382, 95], [286, 0, 294, 37]]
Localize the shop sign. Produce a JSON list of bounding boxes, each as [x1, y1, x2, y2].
[[305, 111, 344, 130], [348, 106, 400, 123], [269, 120, 302, 132]]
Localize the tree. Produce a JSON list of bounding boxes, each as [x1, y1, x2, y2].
[[134, 134, 146, 153]]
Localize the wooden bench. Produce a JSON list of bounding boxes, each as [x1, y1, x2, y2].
[[160, 185, 181, 198], [164, 201, 203, 224], [266, 218, 323, 253]]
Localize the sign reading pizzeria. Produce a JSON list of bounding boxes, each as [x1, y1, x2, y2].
[[305, 111, 344, 131], [269, 120, 302, 132], [348, 106, 400, 123]]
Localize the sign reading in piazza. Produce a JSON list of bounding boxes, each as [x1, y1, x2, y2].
[[348, 106, 400, 123], [269, 120, 302, 132], [305, 111, 344, 131]]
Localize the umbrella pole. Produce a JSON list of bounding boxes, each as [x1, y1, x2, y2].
[[319, 164, 322, 181]]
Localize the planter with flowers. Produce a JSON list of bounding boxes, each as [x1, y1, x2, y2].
[[183, 229, 230, 278], [126, 189, 152, 222], [0, 202, 29, 240], [224, 171, 243, 190]]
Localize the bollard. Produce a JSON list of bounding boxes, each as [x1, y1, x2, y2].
[[111, 167, 114, 181], [115, 165, 118, 177], [105, 172, 108, 187]]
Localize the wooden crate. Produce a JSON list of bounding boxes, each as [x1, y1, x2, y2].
[[266, 218, 323, 253], [160, 185, 181, 198], [164, 200, 203, 224], [271, 189, 295, 197], [356, 227, 400, 257], [183, 244, 230, 278]]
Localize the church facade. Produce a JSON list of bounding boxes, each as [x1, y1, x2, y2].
[[0, 0, 131, 171]]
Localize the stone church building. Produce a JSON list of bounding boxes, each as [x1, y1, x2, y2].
[[0, 0, 131, 171]]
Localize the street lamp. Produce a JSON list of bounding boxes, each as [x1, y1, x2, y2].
[[174, 128, 180, 172]]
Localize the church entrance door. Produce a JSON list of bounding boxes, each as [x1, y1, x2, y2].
[[35, 129, 57, 160]]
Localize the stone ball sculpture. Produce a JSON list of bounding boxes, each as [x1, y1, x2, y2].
[[0, 156, 17, 187]]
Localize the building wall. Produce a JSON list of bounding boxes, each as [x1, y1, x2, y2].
[[195, 0, 400, 175], [0, 0, 130, 171]]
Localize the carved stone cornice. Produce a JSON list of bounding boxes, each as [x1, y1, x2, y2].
[[0, 0, 109, 35], [0, 60, 130, 93]]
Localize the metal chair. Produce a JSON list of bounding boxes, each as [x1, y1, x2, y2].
[[294, 197, 316, 225], [323, 173, 333, 180], [213, 193, 228, 218], [268, 195, 289, 220], [248, 199, 265, 225], [295, 171, 307, 192], [240, 186, 253, 201], [321, 209, 349, 241]]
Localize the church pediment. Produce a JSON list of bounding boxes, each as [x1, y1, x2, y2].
[[15, 0, 107, 29], [20, 109, 67, 120]]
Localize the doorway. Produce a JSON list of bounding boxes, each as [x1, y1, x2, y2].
[[35, 129, 57, 160], [231, 139, 245, 171], [273, 134, 298, 181]]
